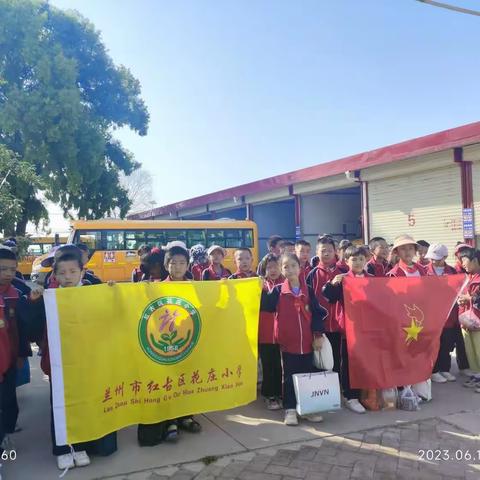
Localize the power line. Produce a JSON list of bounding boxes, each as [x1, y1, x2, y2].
[[415, 0, 480, 16]]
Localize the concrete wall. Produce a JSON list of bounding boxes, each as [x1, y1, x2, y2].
[[301, 189, 362, 247], [252, 200, 296, 257]]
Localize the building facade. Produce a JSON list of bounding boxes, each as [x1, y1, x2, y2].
[[129, 122, 480, 260]]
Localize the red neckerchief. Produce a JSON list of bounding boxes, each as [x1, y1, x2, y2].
[[207, 264, 229, 280], [398, 260, 420, 274], [264, 275, 285, 291], [346, 270, 365, 278], [280, 279, 309, 318]]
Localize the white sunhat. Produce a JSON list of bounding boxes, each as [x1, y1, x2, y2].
[[207, 245, 226, 256]]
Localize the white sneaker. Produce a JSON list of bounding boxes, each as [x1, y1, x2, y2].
[[460, 369, 475, 377], [431, 372, 447, 383], [345, 399, 366, 414], [284, 409, 298, 426], [303, 413, 323, 423], [440, 372, 456, 382], [57, 453, 75, 470], [73, 450, 90, 467]]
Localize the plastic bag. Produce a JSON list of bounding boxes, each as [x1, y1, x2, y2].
[[412, 380, 432, 402], [381, 388, 398, 411], [312, 335, 334, 371], [398, 386, 420, 411], [459, 309, 480, 331]]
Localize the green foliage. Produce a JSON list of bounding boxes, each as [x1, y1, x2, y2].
[[0, 0, 149, 233], [0, 145, 44, 233]]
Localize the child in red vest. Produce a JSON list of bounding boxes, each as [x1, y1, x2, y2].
[[306, 235, 348, 379], [131, 244, 151, 282], [457, 248, 480, 390], [261, 253, 327, 426], [0, 247, 30, 454], [416, 240, 430, 267], [295, 240, 312, 281], [229, 248, 257, 279], [336, 240, 352, 271], [322, 245, 372, 414], [202, 245, 231, 280], [140, 248, 169, 282], [189, 244, 209, 281], [387, 235, 427, 277], [258, 254, 284, 410], [366, 237, 390, 277], [424, 244, 460, 384]]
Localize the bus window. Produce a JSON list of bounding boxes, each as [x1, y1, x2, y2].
[[125, 230, 146, 250], [206, 229, 225, 247], [27, 244, 42, 256], [145, 231, 166, 247], [104, 231, 125, 250], [224, 229, 243, 248], [43, 244, 54, 254], [243, 229, 254, 247], [164, 230, 187, 244], [186, 229, 206, 247], [74, 231, 102, 251]]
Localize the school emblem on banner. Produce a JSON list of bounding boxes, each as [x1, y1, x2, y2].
[[138, 296, 202, 364], [44, 279, 262, 444]]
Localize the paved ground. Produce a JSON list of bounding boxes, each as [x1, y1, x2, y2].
[[3, 353, 480, 480]]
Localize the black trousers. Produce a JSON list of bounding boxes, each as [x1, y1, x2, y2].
[[453, 325, 470, 370], [281, 352, 315, 410], [433, 328, 457, 373], [340, 338, 360, 400], [325, 332, 342, 375], [1, 367, 18, 434], [259, 343, 282, 399]]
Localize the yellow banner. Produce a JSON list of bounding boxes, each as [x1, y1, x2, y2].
[[45, 279, 261, 444]]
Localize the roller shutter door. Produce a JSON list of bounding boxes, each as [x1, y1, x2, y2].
[[368, 166, 462, 263]]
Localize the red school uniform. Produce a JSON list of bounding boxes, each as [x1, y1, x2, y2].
[[366, 256, 390, 277], [260, 278, 327, 355], [258, 276, 284, 344], [459, 273, 480, 318], [306, 262, 347, 332], [191, 263, 209, 281], [322, 270, 374, 333], [387, 260, 427, 277], [300, 262, 313, 281], [202, 264, 232, 281]]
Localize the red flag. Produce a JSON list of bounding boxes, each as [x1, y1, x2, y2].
[[343, 275, 466, 389]]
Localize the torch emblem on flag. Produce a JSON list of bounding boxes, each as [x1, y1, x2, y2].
[[403, 304, 424, 345]]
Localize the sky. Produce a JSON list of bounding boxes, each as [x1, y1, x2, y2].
[[41, 0, 480, 232]]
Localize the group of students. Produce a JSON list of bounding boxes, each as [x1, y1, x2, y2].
[[256, 233, 480, 425], [1, 233, 480, 470]]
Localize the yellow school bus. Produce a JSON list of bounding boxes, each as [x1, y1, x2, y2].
[[17, 236, 67, 278], [32, 219, 259, 282]]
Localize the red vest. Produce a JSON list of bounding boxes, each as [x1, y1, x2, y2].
[[309, 263, 345, 332], [274, 279, 317, 354], [258, 277, 284, 344]]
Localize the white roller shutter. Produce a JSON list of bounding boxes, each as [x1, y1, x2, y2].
[[368, 166, 462, 263]]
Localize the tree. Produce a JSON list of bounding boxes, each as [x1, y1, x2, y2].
[[120, 169, 155, 215], [0, 0, 149, 234], [0, 145, 43, 234]]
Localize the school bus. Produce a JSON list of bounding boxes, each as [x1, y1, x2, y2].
[[17, 236, 67, 278], [31, 219, 259, 282]]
